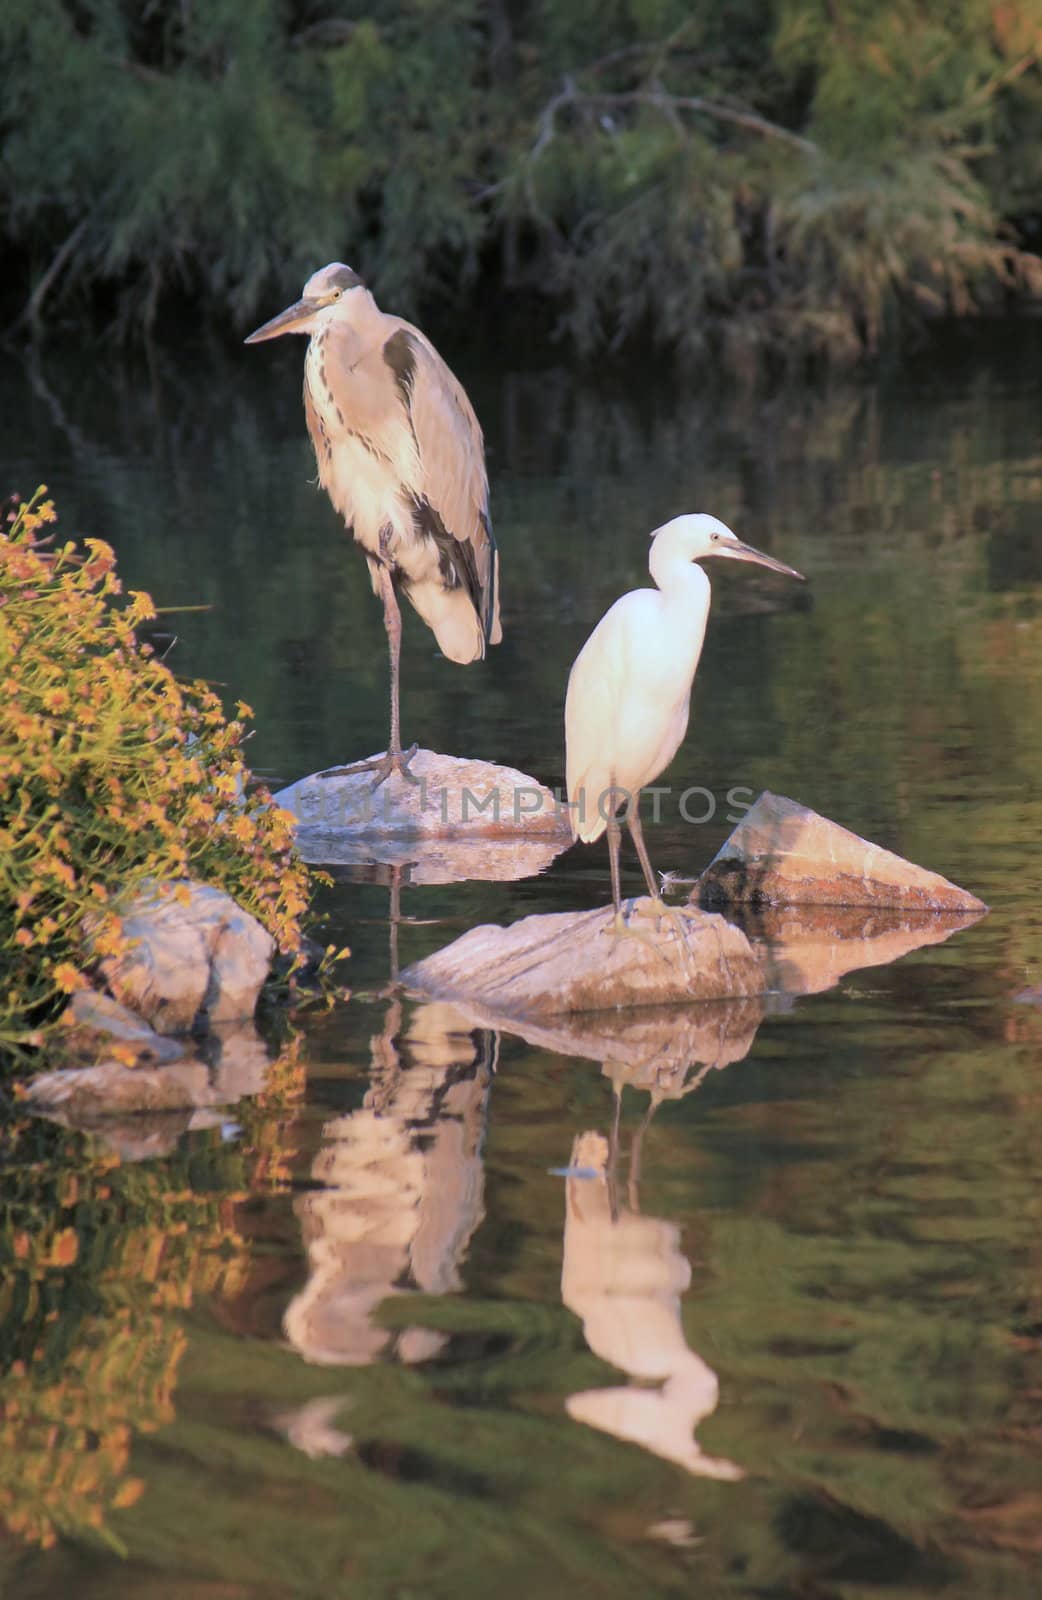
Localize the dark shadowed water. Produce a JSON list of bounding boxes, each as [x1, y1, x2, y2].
[[2, 321, 1042, 1598]]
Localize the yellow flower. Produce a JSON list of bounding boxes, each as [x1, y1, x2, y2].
[[125, 590, 156, 624], [52, 962, 87, 994]]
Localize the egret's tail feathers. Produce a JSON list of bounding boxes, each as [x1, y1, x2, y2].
[[405, 579, 485, 664], [567, 781, 607, 844]]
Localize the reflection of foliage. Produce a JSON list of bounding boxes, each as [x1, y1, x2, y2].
[[0, 490, 309, 1051], [0, 1031, 304, 1552]]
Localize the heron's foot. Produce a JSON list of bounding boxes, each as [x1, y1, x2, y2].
[[318, 744, 421, 790]]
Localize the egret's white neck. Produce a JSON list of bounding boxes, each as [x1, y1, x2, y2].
[[649, 544, 711, 610]]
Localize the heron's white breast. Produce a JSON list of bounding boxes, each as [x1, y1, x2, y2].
[[305, 337, 419, 562]]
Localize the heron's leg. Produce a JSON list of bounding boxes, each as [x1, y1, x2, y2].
[[379, 563, 406, 760], [318, 559, 420, 789]]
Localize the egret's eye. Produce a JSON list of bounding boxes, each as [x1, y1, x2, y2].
[[330, 288, 342, 301], [710, 532, 720, 542]]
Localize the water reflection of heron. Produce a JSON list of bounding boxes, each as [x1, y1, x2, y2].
[[284, 999, 494, 1369], [246, 262, 501, 786], [565, 513, 803, 920]]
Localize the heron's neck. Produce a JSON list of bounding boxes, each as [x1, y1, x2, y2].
[[310, 290, 387, 361]]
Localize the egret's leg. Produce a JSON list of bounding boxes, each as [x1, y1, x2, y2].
[[319, 559, 419, 789], [605, 806, 676, 962], [626, 798, 660, 903], [607, 811, 624, 921], [627, 799, 701, 956]]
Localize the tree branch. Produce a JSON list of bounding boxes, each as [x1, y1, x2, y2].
[[527, 80, 819, 166], [10, 219, 90, 336]]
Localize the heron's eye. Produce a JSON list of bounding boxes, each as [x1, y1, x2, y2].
[[330, 289, 342, 301], [710, 532, 719, 542]]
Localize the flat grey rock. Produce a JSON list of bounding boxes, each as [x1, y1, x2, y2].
[[402, 898, 766, 1017], [276, 749, 570, 843]]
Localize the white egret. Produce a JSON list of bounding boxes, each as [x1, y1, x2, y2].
[[565, 513, 804, 921]]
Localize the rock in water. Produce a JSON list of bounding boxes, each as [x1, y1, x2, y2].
[[60, 989, 187, 1065], [402, 899, 765, 1017], [275, 749, 570, 843], [697, 792, 986, 912], [90, 880, 274, 1034]]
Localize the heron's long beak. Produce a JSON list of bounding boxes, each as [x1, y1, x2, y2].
[[244, 298, 316, 344], [715, 539, 805, 581]]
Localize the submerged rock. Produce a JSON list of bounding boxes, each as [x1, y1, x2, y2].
[[26, 1020, 273, 1129], [26, 1058, 224, 1118], [697, 791, 986, 912], [276, 749, 570, 844], [91, 879, 274, 1034], [402, 899, 765, 1017]]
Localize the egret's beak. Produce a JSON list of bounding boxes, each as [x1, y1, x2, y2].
[[715, 539, 804, 581], [244, 298, 317, 344]]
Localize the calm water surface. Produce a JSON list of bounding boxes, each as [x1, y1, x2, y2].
[[2, 325, 1041, 1598]]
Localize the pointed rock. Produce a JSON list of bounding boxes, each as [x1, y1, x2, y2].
[[697, 792, 986, 912], [402, 899, 766, 1017]]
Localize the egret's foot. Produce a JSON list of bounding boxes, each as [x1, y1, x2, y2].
[[318, 744, 421, 791], [634, 896, 704, 965], [605, 902, 683, 969]]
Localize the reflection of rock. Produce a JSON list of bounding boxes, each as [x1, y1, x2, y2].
[[562, 1132, 742, 1480], [403, 901, 765, 1017], [697, 791, 986, 911], [294, 830, 569, 882], [92, 879, 274, 1033], [743, 904, 986, 994], [276, 750, 570, 844], [434, 994, 765, 1097], [284, 1000, 492, 1367]]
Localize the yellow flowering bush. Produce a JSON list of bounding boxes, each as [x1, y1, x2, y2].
[[0, 488, 311, 1051]]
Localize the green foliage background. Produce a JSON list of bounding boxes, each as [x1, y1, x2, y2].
[[3, 0, 1042, 365]]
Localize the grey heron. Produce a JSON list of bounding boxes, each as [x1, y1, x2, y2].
[[565, 513, 804, 921], [246, 263, 501, 786]]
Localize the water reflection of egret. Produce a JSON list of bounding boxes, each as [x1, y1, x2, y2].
[[561, 1129, 743, 1481], [565, 514, 803, 919]]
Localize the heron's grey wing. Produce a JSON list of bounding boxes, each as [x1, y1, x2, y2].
[[386, 327, 501, 648]]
